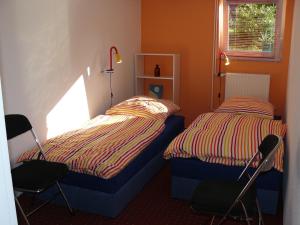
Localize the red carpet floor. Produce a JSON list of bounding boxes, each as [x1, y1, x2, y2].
[[18, 164, 283, 225]]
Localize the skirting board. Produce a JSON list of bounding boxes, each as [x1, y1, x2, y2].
[[171, 176, 279, 215], [39, 152, 166, 218]]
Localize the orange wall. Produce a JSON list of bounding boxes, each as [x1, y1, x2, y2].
[[141, 0, 294, 125], [214, 0, 295, 118]]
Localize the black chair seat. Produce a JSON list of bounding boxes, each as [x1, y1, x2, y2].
[[191, 180, 257, 217], [12, 160, 68, 192]]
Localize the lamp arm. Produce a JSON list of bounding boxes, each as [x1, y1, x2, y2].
[[218, 51, 223, 76], [218, 52, 222, 76], [109, 46, 119, 71]]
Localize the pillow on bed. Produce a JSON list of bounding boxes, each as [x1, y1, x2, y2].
[[105, 96, 180, 120], [215, 96, 274, 119]]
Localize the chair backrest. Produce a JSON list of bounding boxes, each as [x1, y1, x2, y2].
[[234, 134, 281, 205], [258, 134, 280, 171], [5, 114, 46, 160], [238, 134, 281, 180], [5, 114, 32, 140]]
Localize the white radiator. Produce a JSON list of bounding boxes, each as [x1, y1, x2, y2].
[[224, 73, 270, 101]]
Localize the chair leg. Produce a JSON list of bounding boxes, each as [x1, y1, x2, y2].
[[217, 214, 227, 225], [240, 201, 251, 225], [256, 199, 265, 225], [15, 197, 30, 225], [209, 216, 215, 225], [56, 182, 73, 214], [217, 197, 244, 225]]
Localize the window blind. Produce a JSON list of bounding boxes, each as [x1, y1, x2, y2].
[[222, 0, 282, 59]]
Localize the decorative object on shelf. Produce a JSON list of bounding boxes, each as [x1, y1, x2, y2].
[[149, 84, 163, 99], [104, 46, 122, 107], [134, 53, 180, 105], [218, 51, 230, 105], [154, 64, 160, 77]]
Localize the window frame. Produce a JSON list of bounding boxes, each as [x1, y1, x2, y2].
[[220, 0, 284, 61]]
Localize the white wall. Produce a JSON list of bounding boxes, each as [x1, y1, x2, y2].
[[0, 79, 17, 225], [0, 0, 141, 163], [284, 0, 300, 224]]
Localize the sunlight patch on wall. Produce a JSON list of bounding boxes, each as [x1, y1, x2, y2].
[[46, 75, 90, 139]]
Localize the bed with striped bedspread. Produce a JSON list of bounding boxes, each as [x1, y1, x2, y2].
[[18, 115, 165, 179], [164, 112, 286, 171]]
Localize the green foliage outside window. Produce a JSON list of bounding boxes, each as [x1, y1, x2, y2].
[[228, 3, 277, 52]]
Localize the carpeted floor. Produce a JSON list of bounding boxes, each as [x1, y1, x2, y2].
[[17, 164, 283, 225]]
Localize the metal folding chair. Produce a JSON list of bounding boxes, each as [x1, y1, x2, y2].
[[190, 134, 282, 225], [5, 114, 73, 225]]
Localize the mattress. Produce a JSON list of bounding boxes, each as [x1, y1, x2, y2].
[[59, 115, 185, 193]]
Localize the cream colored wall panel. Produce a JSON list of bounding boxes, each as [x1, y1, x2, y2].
[[225, 73, 270, 100], [0, 0, 141, 163]]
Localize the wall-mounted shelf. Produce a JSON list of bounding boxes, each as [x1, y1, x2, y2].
[[136, 75, 174, 80], [134, 53, 180, 105]]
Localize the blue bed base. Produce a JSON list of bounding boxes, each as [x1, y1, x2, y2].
[[38, 115, 185, 217], [170, 158, 282, 215], [40, 151, 165, 217]]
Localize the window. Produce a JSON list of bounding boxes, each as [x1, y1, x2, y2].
[[220, 0, 283, 60]]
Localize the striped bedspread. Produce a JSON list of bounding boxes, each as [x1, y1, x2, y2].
[[164, 113, 286, 171], [18, 115, 165, 179]]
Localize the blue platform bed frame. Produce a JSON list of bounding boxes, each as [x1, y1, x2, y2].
[[170, 157, 282, 215], [40, 115, 184, 218]]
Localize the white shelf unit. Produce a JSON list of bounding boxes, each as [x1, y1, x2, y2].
[[134, 53, 180, 105]]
